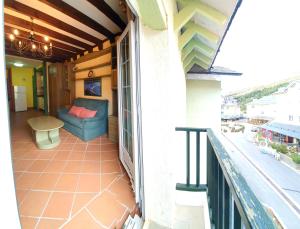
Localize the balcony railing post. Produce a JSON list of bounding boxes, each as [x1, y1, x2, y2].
[[234, 202, 242, 228], [176, 128, 276, 228], [211, 147, 218, 226], [224, 179, 230, 229], [186, 131, 190, 186], [207, 135, 213, 216], [196, 131, 200, 186], [229, 193, 234, 228], [175, 127, 207, 192], [217, 164, 224, 229]]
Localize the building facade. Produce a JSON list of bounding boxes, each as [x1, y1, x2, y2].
[[247, 80, 300, 124], [221, 96, 241, 120]]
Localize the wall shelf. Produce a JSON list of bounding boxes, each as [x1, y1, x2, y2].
[[74, 48, 111, 64], [74, 61, 111, 73], [75, 74, 111, 81]]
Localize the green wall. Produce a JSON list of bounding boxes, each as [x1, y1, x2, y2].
[[11, 67, 34, 108]]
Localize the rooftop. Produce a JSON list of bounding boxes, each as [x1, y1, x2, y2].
[[261, 121, 300, 139]]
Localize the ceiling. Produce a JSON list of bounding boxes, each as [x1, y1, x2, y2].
[[6, 55, 42, 68], [175, 0, 242, 74], [4, 0, 127, 62]]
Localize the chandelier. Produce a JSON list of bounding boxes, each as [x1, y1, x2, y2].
[[8, 18, 53, 58]]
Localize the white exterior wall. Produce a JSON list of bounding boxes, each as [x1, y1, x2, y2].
[[246, 103, 256, 117], [246, 81, 300, 123], [246, 103, 277, 119], [0, 2, 21, 227], [186, 80, 221, 129], [137, 0, 186, 226], [222, 104, 241, 117], [247, 82, 300, 124], [276, 84, 300, 124]]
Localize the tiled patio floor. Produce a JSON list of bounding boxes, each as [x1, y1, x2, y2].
[[11, 111, 136, 229]]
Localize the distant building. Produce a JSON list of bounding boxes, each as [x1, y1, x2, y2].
[[256, 80, 300, 147], [246, 95, 277, 123], [247, 80, 300, 124], [221, 96, 241, 120], [274, 80, 300, 125], [261, 122, 300, 146]]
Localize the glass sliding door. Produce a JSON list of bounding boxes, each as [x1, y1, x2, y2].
[[117, 21, 139, 201]]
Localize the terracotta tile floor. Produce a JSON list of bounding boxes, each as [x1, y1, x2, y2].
[[11, 111, 136, 229]]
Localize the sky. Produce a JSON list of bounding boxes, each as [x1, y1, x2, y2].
[[214, 0, 300, 94]]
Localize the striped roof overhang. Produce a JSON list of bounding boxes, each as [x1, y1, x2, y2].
[[175, 0, 242, 74]]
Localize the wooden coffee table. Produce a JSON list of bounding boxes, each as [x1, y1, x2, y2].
[[28, 116, 64, 149]]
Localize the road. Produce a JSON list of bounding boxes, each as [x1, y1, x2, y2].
[[219, 132, 300, 228], [229, 133, 300, 205]]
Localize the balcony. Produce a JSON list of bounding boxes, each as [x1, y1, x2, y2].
[[175, 127, 277, 228]]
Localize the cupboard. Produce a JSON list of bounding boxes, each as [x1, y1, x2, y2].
[[48, 62, 75, 116]]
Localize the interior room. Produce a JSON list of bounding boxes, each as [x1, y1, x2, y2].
[[4, 0, 137, 228]]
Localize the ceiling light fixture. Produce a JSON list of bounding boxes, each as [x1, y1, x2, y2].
[[9, 34, 15, 41], [8, 17, 53, 59], [13, 29, 19, 36], [14, 63, 24, 67]]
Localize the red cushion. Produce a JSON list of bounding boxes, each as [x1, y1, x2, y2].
[[68, 106, 84, 117], [77, 108, 97, 118]]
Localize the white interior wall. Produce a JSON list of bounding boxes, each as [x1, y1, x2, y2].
[[137, 0, 187, 226]]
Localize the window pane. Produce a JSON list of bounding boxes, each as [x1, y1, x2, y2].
[[127, 111, 132, 135], [127, 61, 131, 86], [122, 87, 127, 110], [122, 64, 127, 87], [125, 34, 129, 61], [123, 110, 128, 131], [123, 129, 128, 151], [127, 87, 131, 112], [121, 39, 126, 63], [128, 136, 133, 161]]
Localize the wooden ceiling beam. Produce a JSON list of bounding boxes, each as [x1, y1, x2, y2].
[[5, 26, 73, 59], [5, 14, 90, 51], [5, 25, 77, 55], [4, 0, 100, 45], [86, 0, 126, 30], [38, 0, 114, 40]]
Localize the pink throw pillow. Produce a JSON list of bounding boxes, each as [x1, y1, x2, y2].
[[68, 106, 84, 117], [78, 108, 97, 118]]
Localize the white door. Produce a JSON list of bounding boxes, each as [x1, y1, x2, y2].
[[14, 86, 27, 112], [117, 21, 139, 201]]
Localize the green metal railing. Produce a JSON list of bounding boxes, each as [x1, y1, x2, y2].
[[175, 127, 276, 229], [175, 127, 207, 192]]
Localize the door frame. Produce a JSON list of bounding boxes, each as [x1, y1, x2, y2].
[[131, 17, 146, 219], [117, 20, 139, 202], [34, 62, 48, 113], [116, 12, 145, 217], [6, 67, 15, 111], [124, 2, 146, 219]]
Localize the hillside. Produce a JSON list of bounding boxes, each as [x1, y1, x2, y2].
[[228, 75, 300, 97], [229, 76, 300, 112], [234, 82, 289, 111]]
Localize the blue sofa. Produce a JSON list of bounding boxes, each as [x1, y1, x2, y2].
[[57, 98, 108, 141]]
